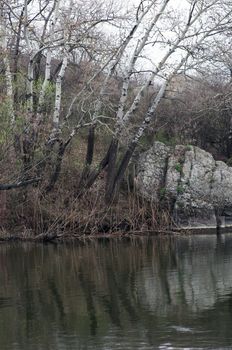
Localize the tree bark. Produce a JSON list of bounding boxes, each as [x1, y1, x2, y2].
[[105, 138, 119, 203], [78, 126, 96, 188]]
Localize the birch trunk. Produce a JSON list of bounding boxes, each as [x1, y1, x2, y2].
[[0, 6, 14, 124], [24, 0, 35, 115], [37, 51, 52, 114], [27, 57, 34, 115], [13, 6, 25, 107], [53, 56, 68, 130], [3, 52, 14, 124], [37, 0, 61, 115], [116, 0, 170, 124]]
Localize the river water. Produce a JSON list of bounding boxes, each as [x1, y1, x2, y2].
[[0, 235, 232, 349]]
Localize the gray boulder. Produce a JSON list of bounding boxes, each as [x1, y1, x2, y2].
[[136, 142, 232, 229]]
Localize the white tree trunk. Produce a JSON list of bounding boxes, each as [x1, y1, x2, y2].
[[37, 51, 52, 114], [27, 57, 34, 114], [24, 0, 35, 115], [0, 6, 14, 123], [3, 52, 14, 124], [53, 56, 68, 129], [37, 0, 61, 113], [116, 0, 170, 124]]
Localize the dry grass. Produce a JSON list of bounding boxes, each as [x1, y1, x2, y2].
[[1, 133, 174, 239], [2, 173, 173, 239]]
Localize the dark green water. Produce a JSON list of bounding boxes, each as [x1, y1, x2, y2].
[[0, 235, 232, 350]]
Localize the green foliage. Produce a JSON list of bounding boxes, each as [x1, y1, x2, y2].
[[185, 145, 192, 151], [227, 157, 232, 167], [34, 78, 56, 114], [155, 130, 177, 146], [175, 162, 183, 173], [13, 71, 27, 95], [176, 201, 184, 209], [177, 185, 184, 195], [159, 187, 167, 199], [0, 98, 13, 144], [15, 158, 22, 170], [138, 134, 154, 150]]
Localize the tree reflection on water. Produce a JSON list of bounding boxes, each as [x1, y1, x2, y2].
[[0, 235, 232, 349]]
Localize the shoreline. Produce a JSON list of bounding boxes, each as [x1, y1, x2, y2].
[[0, 229, 180, 243], [0, 226, 232, 243]]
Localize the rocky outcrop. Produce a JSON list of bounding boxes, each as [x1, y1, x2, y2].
[[136, 142, 232, 229]]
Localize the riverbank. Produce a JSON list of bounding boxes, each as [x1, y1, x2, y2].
[[1, 225, 230, 243], [2, 168, 232, 241], [0, 173, 176, 241], [0, 230, 175, 243], [1, 180, 231, 242]]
